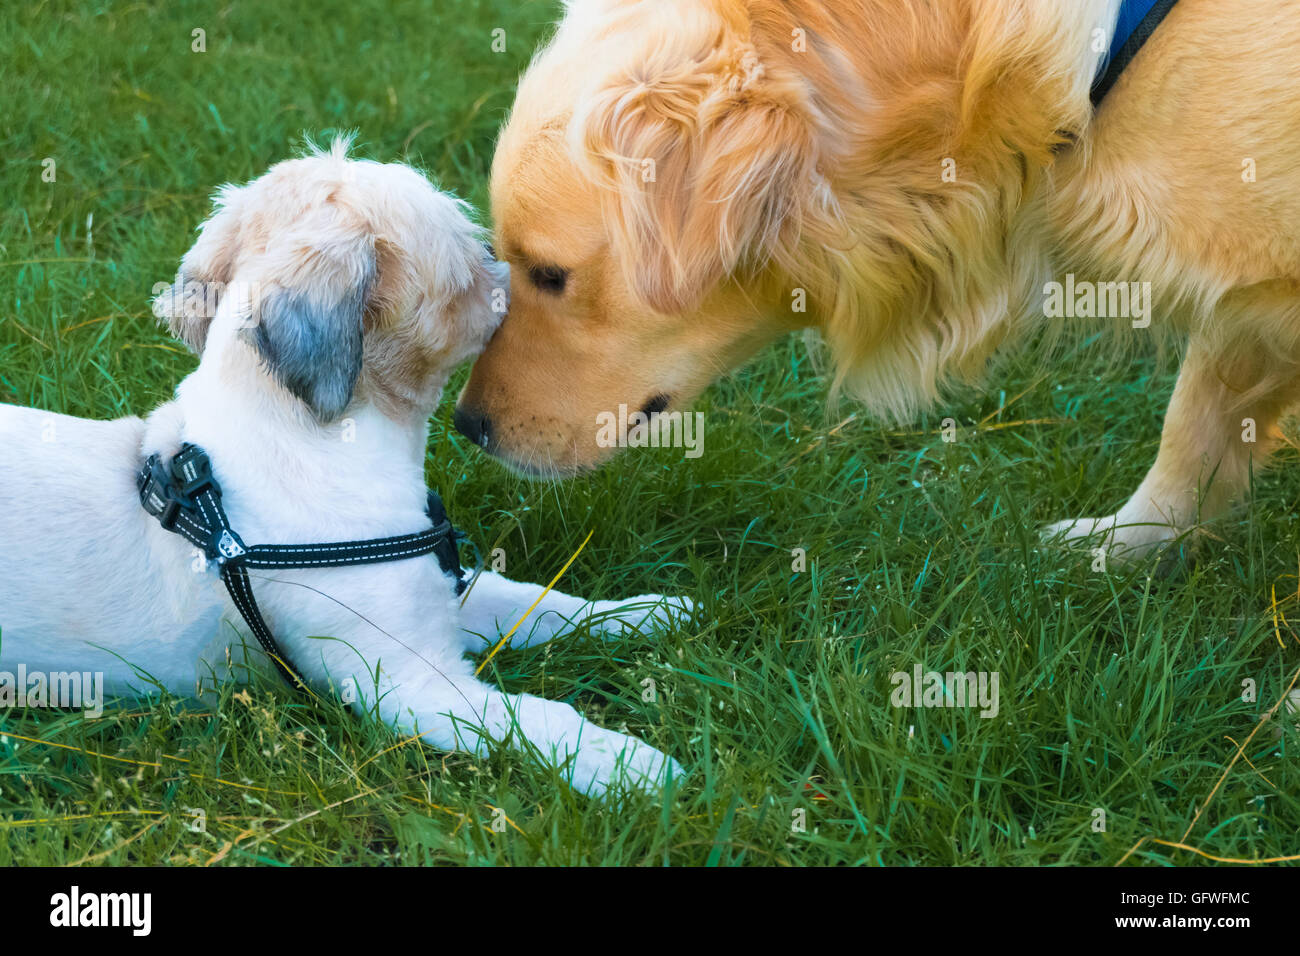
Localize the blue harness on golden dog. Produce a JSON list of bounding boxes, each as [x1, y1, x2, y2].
[[1092, 0, 1179, 105]]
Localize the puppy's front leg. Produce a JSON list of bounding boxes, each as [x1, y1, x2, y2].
[[359, 656, 682, 797], [457, 570, 693, 651]]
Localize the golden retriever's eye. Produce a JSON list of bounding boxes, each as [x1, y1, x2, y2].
[[528, 265, 568, 295]]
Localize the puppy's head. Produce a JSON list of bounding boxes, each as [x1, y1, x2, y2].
[[155, 138, 505, 425]]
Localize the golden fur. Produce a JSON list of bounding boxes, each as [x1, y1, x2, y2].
[[460, 0, 1300, 553]]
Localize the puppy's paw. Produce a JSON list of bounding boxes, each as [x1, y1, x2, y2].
[[570, 728, 685, 799], [591, 594, 694, 637]]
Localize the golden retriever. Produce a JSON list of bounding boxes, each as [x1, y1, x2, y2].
[[457, 0, 1300, 556]]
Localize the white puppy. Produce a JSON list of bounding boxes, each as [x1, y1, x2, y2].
[[0, 141, 688, 797]]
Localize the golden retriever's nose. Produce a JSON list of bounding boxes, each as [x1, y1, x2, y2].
[[454, 405, 493, 449]]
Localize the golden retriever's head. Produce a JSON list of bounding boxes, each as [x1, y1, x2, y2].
[[155, 138, 506, 428], [460, 0, 1100, 476], [456, 0, 824, 476]]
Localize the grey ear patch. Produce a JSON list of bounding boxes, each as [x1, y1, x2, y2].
[[243, 279, 369, 422]]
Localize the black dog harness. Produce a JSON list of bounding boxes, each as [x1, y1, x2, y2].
[[1091, 0, 1179, 106], [138, 443, 467, 689]]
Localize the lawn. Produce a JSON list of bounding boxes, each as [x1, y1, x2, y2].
[[2, 0, 1298, 866]]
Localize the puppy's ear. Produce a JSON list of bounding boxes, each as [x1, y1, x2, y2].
[[577, 47, 817, 314], [152, 184, 247, 354], [243, 229, 376, 422]]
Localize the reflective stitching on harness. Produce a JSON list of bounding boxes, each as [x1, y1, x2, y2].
[[252, 537, 436, 556], [246, 545, 442, 567]]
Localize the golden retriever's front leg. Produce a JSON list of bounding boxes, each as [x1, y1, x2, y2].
[[1045, 338, 1295, 557]]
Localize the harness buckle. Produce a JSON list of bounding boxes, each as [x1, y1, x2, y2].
[[158, 499, 184, 532], [172, 444, 221, 499], [426, 490, 467, 591], [139, 455, 187, 531]]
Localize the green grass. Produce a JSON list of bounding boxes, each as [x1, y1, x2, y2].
[[3, 0, 1299, 867]]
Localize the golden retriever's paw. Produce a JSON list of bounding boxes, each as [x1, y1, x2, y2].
[[1040, 514, 1180, 560]]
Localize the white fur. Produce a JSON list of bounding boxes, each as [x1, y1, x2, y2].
[[0, 147, 689, 798]]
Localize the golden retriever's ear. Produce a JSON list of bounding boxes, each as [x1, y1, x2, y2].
[[577, 51, 816, 314], [152, 184, 248, 355]]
